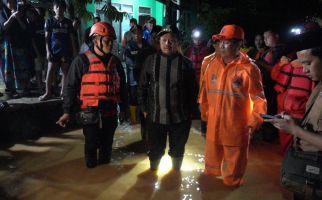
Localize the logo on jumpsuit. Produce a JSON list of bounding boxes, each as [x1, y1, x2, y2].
[[211, 74, 217, 84], [232, 76, 243, 88]]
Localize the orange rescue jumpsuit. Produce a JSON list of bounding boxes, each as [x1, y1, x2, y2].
[[199, 52, 267, 186]]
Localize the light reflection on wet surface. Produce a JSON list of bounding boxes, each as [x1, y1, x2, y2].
[[0, 121, 291, 200]]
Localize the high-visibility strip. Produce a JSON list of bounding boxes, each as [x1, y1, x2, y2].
[[208, 89, 243, 98]]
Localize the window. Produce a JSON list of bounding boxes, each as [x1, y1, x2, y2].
[[139, 7, 151, 15], [138, 6, 151, 26]]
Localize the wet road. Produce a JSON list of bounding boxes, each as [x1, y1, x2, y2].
[[0, 122, 292, 200]]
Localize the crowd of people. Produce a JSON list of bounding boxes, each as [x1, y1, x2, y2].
[[1, 0, 322, 199], [56, 19, 322, 199]]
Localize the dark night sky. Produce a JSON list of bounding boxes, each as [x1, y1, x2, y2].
[[183, 0, 322, 41]]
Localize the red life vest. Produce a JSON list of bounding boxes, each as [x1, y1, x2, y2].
[[286, 62, 313, 98], [282, 65, 312, 118], [80, 51, 120, 109], [186, 44, 208, 81], [272, 62, 293, 93]]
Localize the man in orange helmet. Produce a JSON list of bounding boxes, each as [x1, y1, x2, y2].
[[199, 24, 267, 186], [56, 22, 127, 168]]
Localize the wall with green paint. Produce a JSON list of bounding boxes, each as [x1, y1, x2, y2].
[[86, 0, 164, 26]]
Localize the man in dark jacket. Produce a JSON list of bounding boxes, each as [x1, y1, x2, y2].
[[138, 25, 198, 171], [56, 22, 127, 169]]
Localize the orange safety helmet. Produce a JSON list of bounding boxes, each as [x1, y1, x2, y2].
[[89, 22, 116, 39]]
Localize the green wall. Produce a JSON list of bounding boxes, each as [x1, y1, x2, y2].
[[86, 0, 164, 26]]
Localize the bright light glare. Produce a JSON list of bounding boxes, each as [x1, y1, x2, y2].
[[157, 155, 172, 175], [157, 154, 201, 176], [290, 28, 302, 35], [192, 30, 201, 38]]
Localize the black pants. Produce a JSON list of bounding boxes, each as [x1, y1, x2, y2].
[[147, 120, 191, 161], [139, 111, 147, 141], [82, 115, 118, 159]]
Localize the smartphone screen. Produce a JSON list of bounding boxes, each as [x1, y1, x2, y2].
[[260, 114, 280, 119]]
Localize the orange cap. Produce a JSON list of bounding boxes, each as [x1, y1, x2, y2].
[[212, 24, 244, 40]]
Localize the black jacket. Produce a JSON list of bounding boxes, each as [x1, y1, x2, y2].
[[138, 52, 198, 124]]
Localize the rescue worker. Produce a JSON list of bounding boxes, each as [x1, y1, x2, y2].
[[199, 24, 267, 186], [138, 25, 198, 171], [266, 27, 322, 200], [56, 22, 127, 168]]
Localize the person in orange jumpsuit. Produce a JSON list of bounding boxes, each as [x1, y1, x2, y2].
[[199, 24, 267, 187]]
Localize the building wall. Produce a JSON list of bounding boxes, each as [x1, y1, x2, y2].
[[84, 0, 164, 46], [112, 0, 164, 26]]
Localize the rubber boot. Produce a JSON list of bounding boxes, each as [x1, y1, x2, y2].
[[171, 157, 183, 171], [129, 106, 137, 124], [150, 159, 160, 171]]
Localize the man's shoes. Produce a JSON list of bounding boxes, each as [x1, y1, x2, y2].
[[85, 154, 97, 168], [98, 151, 111, 165]]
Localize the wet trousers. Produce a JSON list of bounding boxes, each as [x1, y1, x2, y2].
[[205, 142, 249, 186], [82, 115, 118, 161], [147, 120, 191, 161]]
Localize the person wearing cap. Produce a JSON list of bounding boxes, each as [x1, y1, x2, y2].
[[199, 24, 267, 186], [56, 22, 127, 168], [270, 24, 319, 155], [266, 28, 322, 200], [138, 24, 198, 171]]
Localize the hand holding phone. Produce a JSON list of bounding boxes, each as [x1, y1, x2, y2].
[[260, 114, 282, 119]]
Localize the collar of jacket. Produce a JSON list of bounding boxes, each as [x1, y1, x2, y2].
[[158, 51, 180, 59], [90, 49, 112, 64]]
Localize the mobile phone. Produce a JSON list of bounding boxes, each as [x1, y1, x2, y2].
[[260, 114, 281, 119]]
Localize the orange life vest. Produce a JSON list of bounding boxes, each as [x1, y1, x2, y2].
[[80, 51, 120, 109]]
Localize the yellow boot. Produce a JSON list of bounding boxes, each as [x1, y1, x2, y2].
[[129, 106, 137, 125]]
